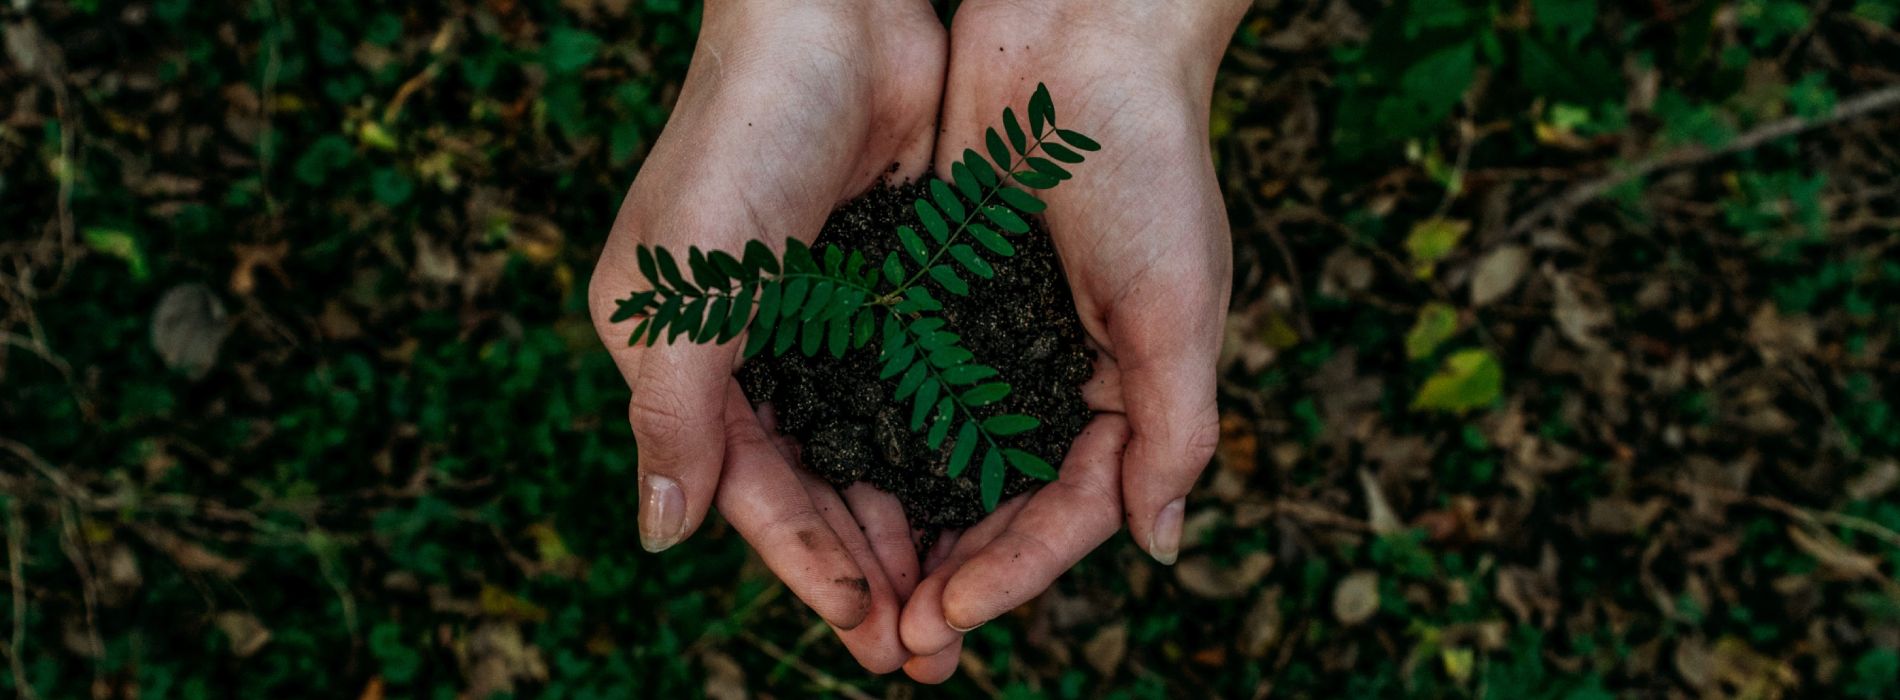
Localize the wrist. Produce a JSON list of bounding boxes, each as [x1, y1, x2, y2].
[[959, 0, 1245, 74]]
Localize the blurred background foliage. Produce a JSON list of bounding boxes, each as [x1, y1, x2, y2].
[[2, 0, 1899, 697]]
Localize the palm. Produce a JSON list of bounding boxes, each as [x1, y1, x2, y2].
[[894, 1, 1239, 682], [588, 2, 946, 674]]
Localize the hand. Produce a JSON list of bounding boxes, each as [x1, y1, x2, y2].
[[897, 0, 1247, 682], [586, 0, 945, 673]]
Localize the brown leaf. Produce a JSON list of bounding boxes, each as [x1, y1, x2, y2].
[[1175, 552, 1274, 600], [214, 611, 272, 658], [1358, 469, 1403, 535], [1786, 526, 1882, 581], [1081, 623, 1127, 677], [1549, 269, 1611, 350], [700, 650, 746, 700], [151, 284, 230, 381], [1332, 570, 1380, 625], [1469, 245, 1529, 307], [1240, 587, 1283, 658]]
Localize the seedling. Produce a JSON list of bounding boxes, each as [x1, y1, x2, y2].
[[607, 84, 1098, 510]]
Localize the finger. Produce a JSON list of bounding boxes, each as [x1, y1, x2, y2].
[[899, 498, 1030, 657], [902, 637, 962, 684], [715, 386, 872, 630], [1110, 299, 1222, 564], [940, 415, 1129, 631], [844, 484, 921, 602], [800, 473, 909, 674]]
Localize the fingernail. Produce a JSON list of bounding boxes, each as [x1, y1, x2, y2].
[[639, 474, 686, 553], [1149, 497, 1185, 565], [948, 619, 983, 633]]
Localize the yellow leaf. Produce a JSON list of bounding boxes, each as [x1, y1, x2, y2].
[[1412, 348, 1503, 413], [1441, 647, 1475, 683], [1404, 218, 1470, 279], [1405, 303, 1460, 359]]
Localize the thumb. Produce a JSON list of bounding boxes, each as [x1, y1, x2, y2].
[[591, 242, 735, 554], [1109, 294, 1222, 566]]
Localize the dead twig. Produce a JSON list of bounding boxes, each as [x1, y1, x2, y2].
[[735, 629, 877, 700], [3, 496, 40, 700], [1507, 84, 1900, 237]]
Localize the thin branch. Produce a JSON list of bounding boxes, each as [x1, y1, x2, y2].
[[736, 629, 878, 700], [1507, 84, 1900, 237], [3, 496, 40, 700]]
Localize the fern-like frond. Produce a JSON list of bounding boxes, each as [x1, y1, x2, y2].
[[608, 82, 1101, 510]]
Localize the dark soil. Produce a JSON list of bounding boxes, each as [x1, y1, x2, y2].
[[736, 178, 1094, 531]]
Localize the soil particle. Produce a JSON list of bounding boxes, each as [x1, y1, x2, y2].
[[738, 178, 1093, 531]]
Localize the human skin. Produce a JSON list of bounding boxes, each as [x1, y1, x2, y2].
[[895, 0, 1249, 682], [585, 0, 947, 673], [587, 0, 1247, 680]]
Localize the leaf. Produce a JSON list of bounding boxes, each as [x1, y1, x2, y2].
[[798, 316, 822, 356], [742, 319, 772, 358], [1030, 83, 1055, 130], [827, 312, 849, 357], [898, 226, 929, 265], [1025, 157, 1070, 180], [901, 288, 942, 312], [780, 278, 809, 318], [1042, 142, 1084, 164], [970, 225, 1015, 256], [1003, 107, 1028, 154], [755, 281, 782, 333], [996, 187, 1046, 214], [671, 297, 706, 343], [721, 284, 753, 342], [979, 449, 1005, 511], [543, 27, 602, 74], [1014, 171, 1059, 189], [964, 149, 999, 187], [636, 246, 659, 287], [926, 398, 955, 449], [985, 128, 1011, 170], [1404, 217, 1470, 279], [983, 206, 1030, 234], [961, 382, 1010, 406], [743, 239, 780, 275], [822, 245, 844, 274], [710, 250, 746, 280], [84, 228, 149, 280], [1411, 348, 1504, 413], [928, 346, 975, 368], [982, 414, 1040, 436], [882, 252, 905, 285], [911, 379, 940, 430], [698, 297, 730, 343], [928, 265, 969, 295], [799, 281, 834, 321], [610, 291, 655, 323], [1003, 449, 1056, 480], [1333, 571, 1380, 625], [151, 283, 229, 380], [647, 296, 680, 345], [949, 245, 995, 279], [1469, 245, 1530, 307], [896, 362, 928, 399], [952, 162, 982, 201], [783, 238, 816, 273], [880, 343, 916, 380], [948, 421, 979, 478], [916, 200, 950, 243], [1404, 303, 1460, 360], [1056, 129, 1100, 151], [852, 308, 875, 348], [688, 247, 727, 290], [941, 364, 998, 385], [929, 179, 967, 221], [655, 248, 698, 294]]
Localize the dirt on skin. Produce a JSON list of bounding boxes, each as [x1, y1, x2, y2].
[[736, 178, 1094, 531]]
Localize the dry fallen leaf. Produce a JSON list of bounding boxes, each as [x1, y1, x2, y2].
[[1175, 552, 1274, 600], [1333, 570, 1380, 625], [151, 283, 230, 380], [214, 611, 272, 658], [1082, 623, 1128, 677], [1469, 245, 1529, 307], [700, 650, 746, 700]]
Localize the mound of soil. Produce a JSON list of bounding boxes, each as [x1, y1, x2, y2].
[[737, 178, 1093, 530]]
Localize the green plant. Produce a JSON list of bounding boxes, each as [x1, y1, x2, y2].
[[605, 84, 1098, 510]]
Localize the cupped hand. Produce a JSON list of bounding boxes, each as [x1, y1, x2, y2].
[[897, 0, 1247, 682], [586, 0, 945, 673]]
